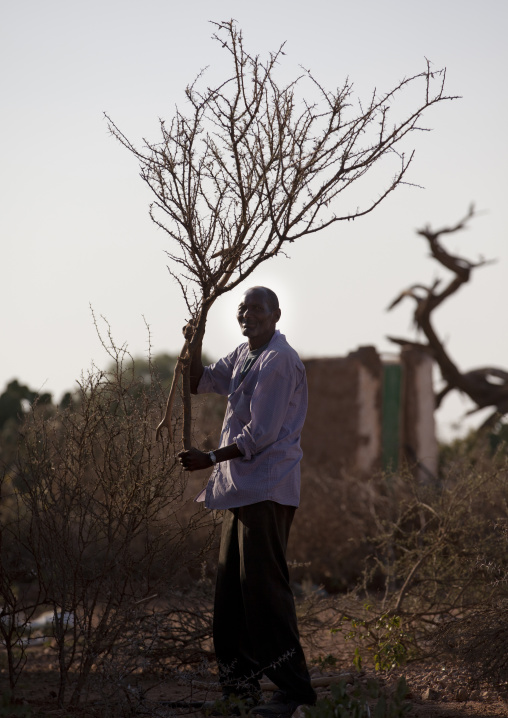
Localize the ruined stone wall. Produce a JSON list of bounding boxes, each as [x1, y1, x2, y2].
[[400, 348, 438, 480], [301, 346, 382, 476]]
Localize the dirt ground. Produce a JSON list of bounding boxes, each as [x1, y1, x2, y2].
[[4, 639, 508, 718]]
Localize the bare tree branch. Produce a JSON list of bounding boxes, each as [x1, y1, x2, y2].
[[387, 208, 508, 419], [107, 19, 457, 447]]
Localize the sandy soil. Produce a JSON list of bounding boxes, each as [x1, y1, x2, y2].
[[4, 643, 508, 718]]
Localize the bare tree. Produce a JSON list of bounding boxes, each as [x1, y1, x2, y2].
[[387, 206, 508, 427], [106, 19, 456, 448]]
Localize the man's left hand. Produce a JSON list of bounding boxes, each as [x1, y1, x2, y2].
[[178, 447, 212, 472]]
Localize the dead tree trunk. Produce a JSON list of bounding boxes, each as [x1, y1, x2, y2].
[[387, 206, 508, 427]]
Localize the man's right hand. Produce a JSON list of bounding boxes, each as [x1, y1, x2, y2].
[[178, 447, 213, 472]]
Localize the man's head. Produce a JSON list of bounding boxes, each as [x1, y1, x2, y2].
[[237, 286, 281, 350]]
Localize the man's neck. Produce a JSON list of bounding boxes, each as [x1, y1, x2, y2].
[[248, 330, 276, 351]]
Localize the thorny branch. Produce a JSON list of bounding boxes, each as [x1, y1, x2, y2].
[[106, 19, 457, 448]]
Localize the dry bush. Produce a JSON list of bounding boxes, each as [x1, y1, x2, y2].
[[436, 599, 508, 688], [288, 468, 412, 592], [431, 446, 508, 687], [79, 585, 216, 716], [285, 450, 508, 675], [0, 327, 218, 708], [348, 453, 508, 667], [0, 469, 47, 692]]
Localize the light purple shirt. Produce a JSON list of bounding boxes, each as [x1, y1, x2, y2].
[[195, 330, 307, 510]]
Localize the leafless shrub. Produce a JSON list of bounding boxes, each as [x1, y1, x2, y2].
[[0, 322, 218, 707], [80, 585, 216, 716], [432, 488, 508, 688], [436, 600, 508, 687], [283, 456, 508, 674], [288, 468, 412, 592], [354, 456, 508, 660], [0, 468, 47, 691]]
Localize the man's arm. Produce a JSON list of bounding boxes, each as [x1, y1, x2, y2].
[[178, 443, 243, 471], [178, 341, 241, 465]]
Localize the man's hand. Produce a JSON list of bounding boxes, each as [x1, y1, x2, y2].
[[182, 319, 196, 341], [178, 447, 212, 472]]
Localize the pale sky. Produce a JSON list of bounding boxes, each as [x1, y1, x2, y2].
[[2, 0, 507, 440]]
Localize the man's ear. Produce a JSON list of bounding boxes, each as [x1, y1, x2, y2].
[[274, 308, 282, 323]]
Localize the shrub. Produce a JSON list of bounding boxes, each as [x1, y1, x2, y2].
[[0, 329, 217, 707], [304, 678, 410, 718], [346, 455, 508, 669]]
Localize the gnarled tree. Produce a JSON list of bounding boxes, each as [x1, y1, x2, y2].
[[107, 19, 456, 448], [388, 206, 508, 427]]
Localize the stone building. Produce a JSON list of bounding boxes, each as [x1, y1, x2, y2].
[[301, 346, 437, 481]]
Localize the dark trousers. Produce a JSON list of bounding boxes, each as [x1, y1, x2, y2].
[[213, 501, 316, 704]]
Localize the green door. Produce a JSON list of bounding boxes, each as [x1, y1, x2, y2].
[[382, 363, 402, 472]]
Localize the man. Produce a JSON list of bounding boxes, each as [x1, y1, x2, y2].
[[178, 286, 316, 718]]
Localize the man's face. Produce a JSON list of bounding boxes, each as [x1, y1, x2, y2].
[[237, 289, 281, 349]]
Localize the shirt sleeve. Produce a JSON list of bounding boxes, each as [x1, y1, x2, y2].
[[233, 353, 301, 460], [196, 348, 238, 396]]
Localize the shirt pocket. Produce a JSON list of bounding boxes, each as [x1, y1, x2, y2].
[[232, 390, 252, 425]]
